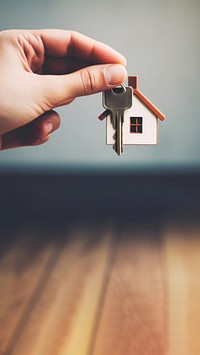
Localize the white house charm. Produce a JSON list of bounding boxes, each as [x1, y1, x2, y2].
[[98, 76, 165, 155]]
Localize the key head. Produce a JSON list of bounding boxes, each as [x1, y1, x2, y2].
[[103, 86, 132, 110]]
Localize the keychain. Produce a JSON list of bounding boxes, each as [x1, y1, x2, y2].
[[98, 76, 165, 155]]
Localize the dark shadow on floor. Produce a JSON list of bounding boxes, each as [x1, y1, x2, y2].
[[0, 169, 200, 252]]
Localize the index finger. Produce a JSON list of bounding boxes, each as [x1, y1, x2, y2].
[[34, 29, 127, 65]]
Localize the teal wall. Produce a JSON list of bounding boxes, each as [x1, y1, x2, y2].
[[0, 0, 199, 170]]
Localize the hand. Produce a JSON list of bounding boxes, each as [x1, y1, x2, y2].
[[0, 29, 127, 150]]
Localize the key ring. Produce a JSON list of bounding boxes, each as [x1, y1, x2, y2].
[[120, 84, 126, 92], [111, 84, 126, 95]]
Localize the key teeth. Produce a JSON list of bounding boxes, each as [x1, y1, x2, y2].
[[113, 144, 123, 156]]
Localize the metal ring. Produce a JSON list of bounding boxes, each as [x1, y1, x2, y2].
[[111, 84, 126, 95], [120, 84, 126, 92]]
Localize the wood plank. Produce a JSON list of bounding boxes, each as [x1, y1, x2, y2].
[[164, 224, 200, 355], [0, 231, 55, 354], [9, 228, 113, 355], [92, 231, 166, 355], [2, 223, 200, 354]]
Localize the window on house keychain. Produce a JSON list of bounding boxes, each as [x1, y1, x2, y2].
[[98, 76, 165, 155]]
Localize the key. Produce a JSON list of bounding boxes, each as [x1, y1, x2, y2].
[[103, 85, 132, 155]]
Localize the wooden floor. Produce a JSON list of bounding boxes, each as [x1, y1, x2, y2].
[[0, 171, 200, 355]]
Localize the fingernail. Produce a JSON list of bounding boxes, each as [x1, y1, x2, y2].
[[45, 123, 53, 135], [105, 64, 127, 85]]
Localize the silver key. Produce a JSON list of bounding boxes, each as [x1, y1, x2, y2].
[[103, 85, 132, 155]]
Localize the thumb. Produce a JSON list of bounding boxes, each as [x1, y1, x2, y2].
[[42, 64, 127, 107]]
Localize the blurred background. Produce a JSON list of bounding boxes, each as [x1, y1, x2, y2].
[[1, 2, 200, 353], [0, 0, 199, 172]]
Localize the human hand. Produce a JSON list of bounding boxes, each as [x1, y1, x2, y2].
[[0, 29, 127, 150]]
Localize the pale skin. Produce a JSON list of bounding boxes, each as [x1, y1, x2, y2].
[[0, 29, 127, 150]]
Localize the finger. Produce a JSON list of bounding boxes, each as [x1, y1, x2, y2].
[[35, 29, 127, 65], [31, 110, 60, 138], [41, 63, 127, 107], [1, 110, 60, 150]]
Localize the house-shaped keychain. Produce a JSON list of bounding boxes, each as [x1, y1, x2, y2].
[[98, 76, 165, 154]]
